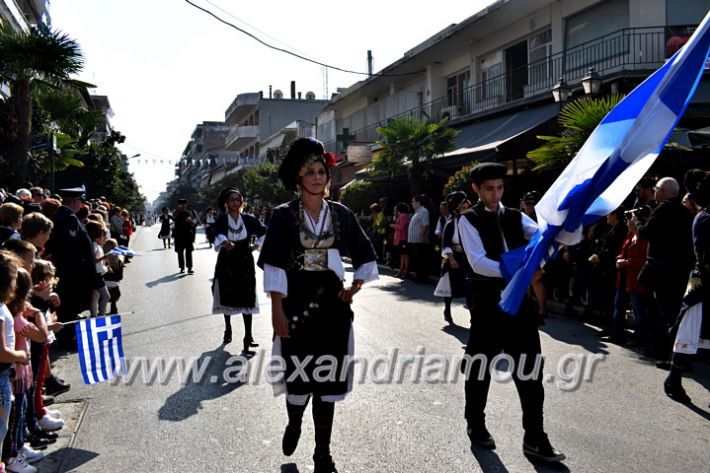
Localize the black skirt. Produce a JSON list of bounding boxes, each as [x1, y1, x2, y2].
[[440, 252, 467, 299], [279, 270, 353, 396], [213, 239, 257, 309]]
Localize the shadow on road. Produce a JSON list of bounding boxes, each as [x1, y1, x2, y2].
[[280, 463, 300, 473], [145, 273, 187, 288], [527, 456, 571, 473], [157, 345, 246, 422], [442, 322, 469, 345], [538, 315, 609, 355], [470, 446, 510, 472], [47, 446, 100, 471]]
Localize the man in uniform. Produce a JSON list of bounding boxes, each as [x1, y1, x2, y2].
[[458, 163, 565, 462], [43, 185, 98, 350], [173, 198, 196, 274]]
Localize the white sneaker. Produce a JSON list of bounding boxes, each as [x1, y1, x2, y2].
[[18, 446, 43, 464], [5, 455, 36, 473], [38, 414, 64, 431], [44, 409, 62, 419]]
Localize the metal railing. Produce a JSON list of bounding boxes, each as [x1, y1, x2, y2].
[[347, 26, 670, 145]]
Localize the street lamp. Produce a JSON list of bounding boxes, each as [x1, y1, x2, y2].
[[551, 77, 572, 103], [581, 67, 602, 95], [129, 153, 141, 160]]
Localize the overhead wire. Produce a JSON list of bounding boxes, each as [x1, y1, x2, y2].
[[183, 0, 425, 77]]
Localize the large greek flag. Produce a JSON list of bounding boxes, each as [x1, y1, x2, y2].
[[76, 315, 126, 384], [500, 12, 710, 315]]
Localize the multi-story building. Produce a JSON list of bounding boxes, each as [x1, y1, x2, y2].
[[175, 121, 238, 190], [0, 0, 50, 97], [320, 0, 709, 194], [224, 84, 328, 163]]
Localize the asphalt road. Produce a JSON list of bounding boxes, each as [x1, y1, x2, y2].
[[49, 225, 710, 473]]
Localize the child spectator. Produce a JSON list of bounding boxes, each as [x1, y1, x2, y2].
[[28, 260, 65, 439], [85, 221, 110, 318], [0, 252, 30, 473], [3, 268, 47, 471], [103, 239, 124, 314], [0, 204, 24, 244]]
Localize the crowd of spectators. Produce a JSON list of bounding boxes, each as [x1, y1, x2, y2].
[[0, 184, 135, 472]]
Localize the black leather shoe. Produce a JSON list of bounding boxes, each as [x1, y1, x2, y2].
[[44, 377, 70, 396], [282, 425, 301, 456], [313, 455, 338, 473], [467, 424, 496, 449], [42, 394, 55, 406], [664, 379, 692, 404], [222, 330, 232, 344], [523, 433, 566, 462]]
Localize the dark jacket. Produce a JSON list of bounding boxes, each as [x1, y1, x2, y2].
[[636, 197, 695, 274]]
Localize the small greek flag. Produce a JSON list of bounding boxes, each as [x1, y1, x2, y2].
[[109, 246, 136, 257], [75, 315, 126, 385]]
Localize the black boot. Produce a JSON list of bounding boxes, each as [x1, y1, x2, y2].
[[313, 397, 337, 472], [444, 298, 453, 323], [243, 314, 258, 348], [223, 315, 232, 344], [283, 398, 309, 456], [664, 353, 692, 404]]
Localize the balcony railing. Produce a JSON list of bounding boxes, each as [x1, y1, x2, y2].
[[225, 124, 259, 150], [345, 26, 671, 146]]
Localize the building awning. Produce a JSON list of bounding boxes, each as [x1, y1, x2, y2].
[[444, 103, 560, 158], [257, 133, 287, 159]]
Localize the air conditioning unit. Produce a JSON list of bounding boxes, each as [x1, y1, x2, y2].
[[440, 105, 459, 120]]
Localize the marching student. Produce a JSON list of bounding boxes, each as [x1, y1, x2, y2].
[[258, 138, 378, 473], [458, 163, 565, 462]]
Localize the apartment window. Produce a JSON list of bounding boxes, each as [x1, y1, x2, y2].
[[529, 28, 552, 87], [446, 70, 470, 108], [481, 63, 503, 100]]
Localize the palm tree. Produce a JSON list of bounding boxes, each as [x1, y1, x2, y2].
[[374, 115, 458, 195], [527, 94, 625, 171], [0, 24, 88, 186]]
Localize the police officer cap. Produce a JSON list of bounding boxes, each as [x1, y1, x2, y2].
[[445, 191, 467, 213], [469, 163, 507, 185], [57, 185, 86, 199]]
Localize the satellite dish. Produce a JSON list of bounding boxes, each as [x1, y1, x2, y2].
[[273, 89, 284, 99], [305, 91, 316, 100]]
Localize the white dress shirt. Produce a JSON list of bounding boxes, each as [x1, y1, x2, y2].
[[458, 203, 538, 278]]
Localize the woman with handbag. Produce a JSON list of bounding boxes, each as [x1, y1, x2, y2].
[[211, 188, 266, 353], [258, 138, 377, 473]]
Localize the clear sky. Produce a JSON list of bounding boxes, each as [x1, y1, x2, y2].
[[49, 0, 498, 203]]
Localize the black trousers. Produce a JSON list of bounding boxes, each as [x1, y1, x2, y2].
[[648, 270, 689, 356], [175, 245, 193, 270], [464, 283, 545, 435]]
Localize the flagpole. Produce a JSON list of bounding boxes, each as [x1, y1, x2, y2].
[[60, 311, 135, 326]]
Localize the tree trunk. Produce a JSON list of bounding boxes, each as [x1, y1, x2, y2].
[[408, 161, 425, 196], [6, 78, 32, 186]]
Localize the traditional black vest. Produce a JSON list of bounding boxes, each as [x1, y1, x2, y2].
[[461, 203, 526, 278]]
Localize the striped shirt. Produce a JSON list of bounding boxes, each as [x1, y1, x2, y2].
[[408, 206, 430, 244]]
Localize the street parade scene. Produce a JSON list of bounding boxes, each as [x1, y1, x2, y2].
[[0, 0, 709, 472]]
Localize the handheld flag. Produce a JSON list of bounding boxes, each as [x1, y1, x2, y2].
[[76, 315, 126, 384], [500, 12, 710, 315], [109, 246, 136, 257]]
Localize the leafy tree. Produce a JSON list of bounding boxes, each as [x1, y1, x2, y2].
[[340, 180, 388, 215], [374, 116, 458, 195], [443, 162, 479, 198], [241, 162, 293, 207], [527, 94, 625, 171], [0, 24, 90, 186]]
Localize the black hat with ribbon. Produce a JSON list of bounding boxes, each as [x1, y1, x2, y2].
[[277, 137, 336, 192]]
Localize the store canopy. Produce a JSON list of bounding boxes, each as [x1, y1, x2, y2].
[[443, 103, 560, 158]]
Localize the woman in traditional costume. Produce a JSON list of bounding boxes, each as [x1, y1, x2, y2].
[[211, 188, 266, 353], [258, 137, 378, 473]]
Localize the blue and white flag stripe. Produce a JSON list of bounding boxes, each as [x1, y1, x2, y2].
[[108, 246, 136, 257], [500, 12, 710, 315], [76, 315, 126, 385]]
